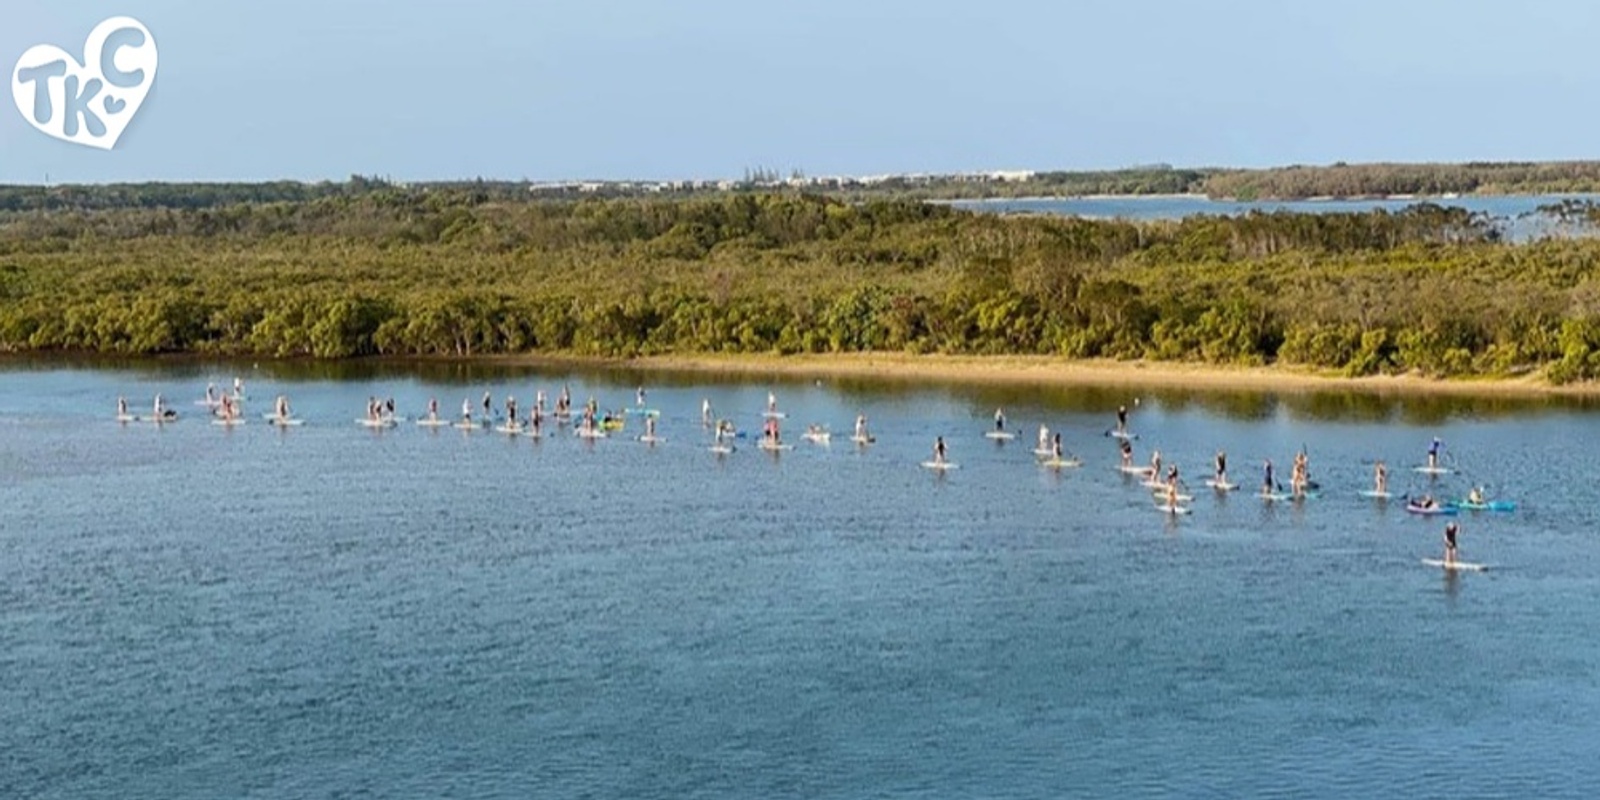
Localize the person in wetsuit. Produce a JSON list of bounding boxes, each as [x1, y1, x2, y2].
[[1443, 522, 1460, 564]]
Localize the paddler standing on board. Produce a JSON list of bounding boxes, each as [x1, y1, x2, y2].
[[702, 398, 713, 426], [506, 395, 518, 428], [767, 391, 778, 414], [1116, 405, 1128, 435], [275, 395, 290, 420], [1262, 459, 1276, 496], [205, 383, 217, 406], [855, 414, 868, 440], [1165, 479, 1180, 511], [153, 394, 166, 420], [1214, 450, 1228, 485], [1148, 449, 1162, 481], [117, 396, 128, 418], [645, 415, 657, 440], [994, 408, 1006, 433], [1291, 451, 1308, 497], [933, 436, 948, 465], [531, 404, 543, 436], [1052, 433, 1064, 461], [1374, 461, 1388, 494], [1443, 522, 1460, 565], [1037, 424, 1049, 452], [427, 398, 439, 421], [1119, 438, 1134, 469], [1427, 437, 1443, 470], [637, 386, 646, 407], [482, 391, 493, 423], [461, 397, 473, 425]]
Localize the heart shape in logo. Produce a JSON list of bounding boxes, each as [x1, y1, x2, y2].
[[11, 17, 158, 150]]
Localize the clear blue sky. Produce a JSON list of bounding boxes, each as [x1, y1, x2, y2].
[[3, 0, 1598, 183]]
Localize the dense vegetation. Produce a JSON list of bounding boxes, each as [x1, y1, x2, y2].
[[3, 186, 1600, 383]]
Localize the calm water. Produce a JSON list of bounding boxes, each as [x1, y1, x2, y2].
[[955, 194, 1600, 241], [4, 359, 1599, 798]]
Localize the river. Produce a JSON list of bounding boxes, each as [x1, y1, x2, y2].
[[2, 359, 1596, 798]]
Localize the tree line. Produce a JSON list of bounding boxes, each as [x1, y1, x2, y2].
[[4, 190, 1600, 383]]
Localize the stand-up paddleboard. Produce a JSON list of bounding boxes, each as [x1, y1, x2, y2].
[[416, 417, 451, 428], [523, 429, 543, 439], [850, 435, 876, 445], [1032, 447, 1054, 457], [116, 414, 138, 423], [1157, 504, 1192, 516], [264, 416, 304, 427], [758, 441, 793, 451], [1205, 479, 1238, 491], [1259, 491, 1293, 502], [1359, 489, 1393, 499], [1040, 457, 1083, 469], [710, 444, 735, 454], [1151, 490, 1195, 503], [801, 432, 830, 444], [576, 428, 608, 439], [356, 418, 396, 429], [763, 411, 787, 419], [193, 399, 222, 407], [1422, 558, 1488, 572], [1107, 430, 1139, 441], [1452, 499, 1516, 512], [495, 424, 524, 435], [626, 408, 661, 417], [921, 460, 959, 470], [1116, 465, 1150, 475], [1414, 465, 1452, 475], [1140, 479, 1168, 490], [453, 420, 479, 431], [212, 417, 245, 427], [638, 435, 665, 445], [985, 431, 1016, 440], [1405, 502, 1457, 516]]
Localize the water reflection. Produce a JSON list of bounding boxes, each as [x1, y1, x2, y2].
[[6, 354, 1600, 424]]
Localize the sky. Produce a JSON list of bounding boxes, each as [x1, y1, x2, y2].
[[2, 0, 1599, 183]]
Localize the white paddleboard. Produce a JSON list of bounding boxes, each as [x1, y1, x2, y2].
[[1157, 504, 1192, 515], [115, 414, 138, 423], [985, 431, 1016, 440], [265, 417, 304, 427], [1040, 458, 1083, 469], [211, 418, 245, 427], [639, 435, 665, 444], [453, 421, 479, 431], [1152, 491, 1195, 502], [416, 418, 451, 428], [802, 433, 830, 444], [356, 418, 395, 429], [1116, 465, 1150, 475], [495, 425, 524, 435], [921, 461, 959, 470], [850, 435, 875, 445], [759, 441, 793, 451], [1205, 479, 1238, 491], [763, 411, 787, 419], [1032, 447, 1054, 457], [1259, 491, 1293, 502], [1359, 490, 1393, 499], [710, 444, 735, 454], [1422, 558, 1487, 572], [1109, 430, 1138, 440], [1414, 466, 1452, 475]]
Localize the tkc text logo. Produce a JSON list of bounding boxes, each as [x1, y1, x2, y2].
[[12, 16, 158, 150]]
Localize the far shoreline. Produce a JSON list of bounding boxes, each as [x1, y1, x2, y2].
[[479, 352, 1600, 398]]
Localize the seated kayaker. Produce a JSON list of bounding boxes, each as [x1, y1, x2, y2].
[[1468, 487, 1485, 505]]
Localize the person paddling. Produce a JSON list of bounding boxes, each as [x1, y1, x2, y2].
[[1037, 424, 1050, 452], [933, 436, 947, 465], [427, 398, 439, 421], [1375, 460, 1388, 494], [1119, 438, 1134, 469], [1262, 459, 1276, 496], [1443, 522, 1460, 565], [1214, 450, 1228, 484], [1427, 437, 1443, 470], [1116, 405, 1128, 434], [117, 396, 128, 418], [855, 414, 869, 441], [1052, 432, 1064, 461], [994, 408, 1006, 432]]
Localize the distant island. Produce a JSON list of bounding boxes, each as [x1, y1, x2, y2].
[[6, 179, 1600, 389], [9, 160, 1600, 212]]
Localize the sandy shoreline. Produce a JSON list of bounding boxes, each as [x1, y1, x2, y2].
[[489, 353, 1598, 397]]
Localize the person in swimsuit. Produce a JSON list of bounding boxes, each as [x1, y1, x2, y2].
[[153, 394, 165, 419], [645, 415, 657, 440], [427, 398, 439, 421], [855, 414, 868, 440], [1149, 449, 1162, 481], [1375, 461, 1388, 494], [1166, 464, 1180, 489], [637, 386, 646, 407], [703, 398, 713, 426], [482, 391, 493, 422], [1427, 437, 1443, 469], [768, 391, 778, 414], [1052, 433, 1064, 461], [461, 398, 472, 424], [933, 436, 947, 464], [1262, 459, 1275, 496], [275, 395, 290, 420], [1468, 486, 1486, 505], [1165, 480, 1180, 511], [117, 396, 128, 418], [1214, 450, 1228, 484], [994, 408, 1006, 432], [1443, 522, 1460, 564], [1116, 405, 1128, 434], [506, 395, 518, 427], [1038, 424, 1050, 451], [1119, 438, 1134, 468]]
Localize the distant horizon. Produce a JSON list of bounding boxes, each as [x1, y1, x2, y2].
[[12, 157, 1600, 189]]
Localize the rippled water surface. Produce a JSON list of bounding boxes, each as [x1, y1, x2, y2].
[[3, 360, 1599, 798]]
